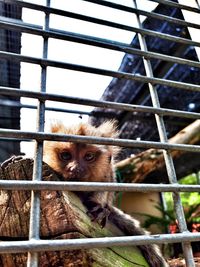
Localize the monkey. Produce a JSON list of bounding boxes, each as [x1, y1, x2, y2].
[[43, 120, 168, 267]]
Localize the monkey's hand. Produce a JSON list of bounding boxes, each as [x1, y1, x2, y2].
[[1, 155, 25, 169], [85, 201, 111, 228]]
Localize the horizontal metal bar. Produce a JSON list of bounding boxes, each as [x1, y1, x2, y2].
[[0, 138, 23, 142], [82, 0, 200, 30], [3, 0, 200, 29], [1, 51, 200, 93], [0, 181, 199, 192], [2, 0, 151, 36], [5, 0, 200, 31], [0, 233, 200, 254], [149, 0, 200, 13], [0, 87, 200, 120], [2, 0, 200, 49], [0, 6, 140, 36], [44, 29, 200, 68], [0, 15, 42, 30], [4, 0, 200, 50], [0, 99, 90, 116], [0, 128, 199, 152], [1, 19, 200, 70]]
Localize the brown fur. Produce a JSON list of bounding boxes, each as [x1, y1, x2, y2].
[[43, 120, 119, 207], [43, 120, 168, 267]]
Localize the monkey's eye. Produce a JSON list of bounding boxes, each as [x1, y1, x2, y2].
[[59, 151, 72, 161], [84, 152, 96, 162]]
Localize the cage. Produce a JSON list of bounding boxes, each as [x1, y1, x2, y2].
[[0, 0, 200, 266]]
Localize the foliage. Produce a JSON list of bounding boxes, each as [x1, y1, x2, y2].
[[141, 202, 175, 233], [165, 173, 200, 209], [141, 172, 200, 232]]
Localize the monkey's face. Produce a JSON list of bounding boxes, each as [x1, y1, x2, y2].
[[44, 142, 113, 182]]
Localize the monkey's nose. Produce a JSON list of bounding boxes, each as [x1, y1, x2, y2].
[[66, 165, 86, 180], [68, 165, 77, 172]]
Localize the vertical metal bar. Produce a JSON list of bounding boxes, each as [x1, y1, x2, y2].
[[195, 0, 200, 8], [132, 1, 195, 266], [27, 1, 50, 266]]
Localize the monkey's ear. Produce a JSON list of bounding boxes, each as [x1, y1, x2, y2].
[[98, 120, 119, 138], [50, 121, 65, 133]]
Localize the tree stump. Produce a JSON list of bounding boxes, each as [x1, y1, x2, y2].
[[0, 158, 149, 267]]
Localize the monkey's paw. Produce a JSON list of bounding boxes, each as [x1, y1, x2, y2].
[[86, 202, 110, 228]]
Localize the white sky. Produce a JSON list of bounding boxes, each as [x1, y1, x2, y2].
[[20, 0, 200, 156]]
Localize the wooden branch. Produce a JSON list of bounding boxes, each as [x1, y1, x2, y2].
[[115, 120, 200, 183], [0, 159, 149, 267]]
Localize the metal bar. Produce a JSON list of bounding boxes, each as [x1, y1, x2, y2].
[[0, 128, 199, 152], [27, 1, 50, 266], [0, 15, 42, 29], [1, 19, 200, 69], [36, 30, 200, 68], [1, 0, 156, 35], [4, 0, 200, 31], [2, 12, 200, 50], [133, 1, 195, 266], [45, 26, 200, 50], [1, 51, 200, 93], [82, 0, 200, 30], [0, 100, 91, 116], [0, 181, 199, 192], [0, 233, 200, 254], [148, 0, 200, 13], [1, 87, 200, 120], [195, 0, 200, 9]]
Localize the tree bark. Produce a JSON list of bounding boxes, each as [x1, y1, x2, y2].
[[0, 120, 199, 265], [115, 120, 200, 183], [0, 159, 149, 267]]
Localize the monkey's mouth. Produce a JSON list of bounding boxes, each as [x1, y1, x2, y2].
[[59, 173, 86, 182]]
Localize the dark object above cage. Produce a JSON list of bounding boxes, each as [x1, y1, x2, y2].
[[90, 2, 200, 161]]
